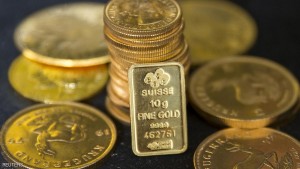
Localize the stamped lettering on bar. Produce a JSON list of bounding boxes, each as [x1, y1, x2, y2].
[[129, 62, 187, 156]]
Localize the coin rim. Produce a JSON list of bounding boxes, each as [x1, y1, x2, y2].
[[180, 0, 258, 64], [0, 102, 117, 169], [193, 127, 300, 169], [189, 56, 299, 128], [104, 0, 182, 33], [14, 2, 110, 67], [8, 56, 109, 102]]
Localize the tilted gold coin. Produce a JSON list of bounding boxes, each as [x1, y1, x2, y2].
[[0, 102, 116, 169], [180, 0, 257, 64], [15, 2, 109, 67], [9, 56, 108, 102], [194, 128, 300, 169], [189, 56, 299, 128], [129, 62, 187, 156]]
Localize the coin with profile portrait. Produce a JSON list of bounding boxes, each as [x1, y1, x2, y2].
[[0, 102, 116, 169], [189, 56, 299, 128]]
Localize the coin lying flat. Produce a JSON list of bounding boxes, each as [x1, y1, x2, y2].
[[194, 128, 300, 169], [15, 2, 109, 67], [9, 56, 108, 102], [129, 62, 187, 156], [0, 102, 116, 169], [180, 0, 257, 65], [189, 56, 299, 128]]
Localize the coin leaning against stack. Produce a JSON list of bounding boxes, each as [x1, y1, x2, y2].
[[10, 2, 110, 102], [104, 0, 191, 124]]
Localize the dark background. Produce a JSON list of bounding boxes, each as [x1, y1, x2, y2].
[[0, 0, 300, 168]]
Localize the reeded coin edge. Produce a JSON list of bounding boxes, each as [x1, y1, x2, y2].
[[23, 49, 110, 67], [105, 97, 130, 125]]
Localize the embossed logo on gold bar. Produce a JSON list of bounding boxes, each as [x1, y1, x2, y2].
[[129, 62, 187, 156]]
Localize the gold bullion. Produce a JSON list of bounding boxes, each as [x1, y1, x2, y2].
[[15, 2, 109, 67], [0, 102, 116, 169], [189, 56, 299, 128], [129, 62, 187, 156], [193, 128, 300, 169], [104, 0, 182, 36], [180, 0, 257, 64], [105, 97, 130, 125], [9, 56, 108, 102]]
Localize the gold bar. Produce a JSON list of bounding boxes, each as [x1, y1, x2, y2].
[[129, 62, 187, 156]]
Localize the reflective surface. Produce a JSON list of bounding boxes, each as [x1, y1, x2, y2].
[[15, 2, 109, 67], [0, 102, 116, 169], [129, 63, 187, 156], [189, 56, 299, 128], [180, 0, 257, 64], [9, 56, 108, 102], [194, 128, 300, 169]]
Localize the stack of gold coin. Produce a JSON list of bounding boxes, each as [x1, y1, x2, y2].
[[10, 2, 110, 102], [104, 0, 190, 124]]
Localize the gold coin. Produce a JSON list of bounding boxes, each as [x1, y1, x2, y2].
[[109, 64, 128, 82], [189, 56, 299, 128], [15, 2, 109, 67], [105, 35, 184, 61], [104, 0, 182, 36], [194, 128, 300, 169], [103, 22, 184, 46], [109, 81, 130, 105], [180, 0, 257, 64], [9, 56, 108, 102], [129, 62, 188, 156], [0, 102, 116, 169], [105, 97, 130, 125]]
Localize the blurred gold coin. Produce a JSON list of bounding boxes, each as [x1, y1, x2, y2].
[[194, 128, 300, 169], [189, 56, 299, 128], [9, 56, 108, 102], [15, 2, 109, 67], [0, 102, 116, 169], [180, 0, 257, 64]]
